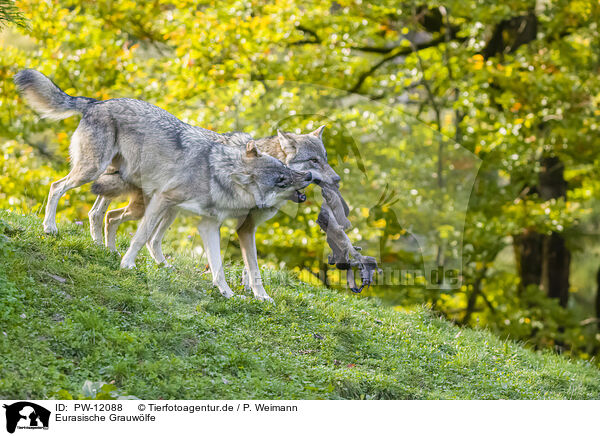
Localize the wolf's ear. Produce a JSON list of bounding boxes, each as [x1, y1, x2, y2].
[[311, 125, 326, 139], [231, 171, 252, 186], [277, 130, 296, 157], [246, 140, 261, 158]]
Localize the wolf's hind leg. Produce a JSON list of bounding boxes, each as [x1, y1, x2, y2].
[[44, 126, 115, 234], [120, 194, 174, 269], [88, 196, 111, 244], [197, 217, 235, 299], [147, 208, 177, 265], [241, 269, 251, 291], [105, 207, 133, 252], [105, 194, 146, 252], [43, 165, 107, 234]]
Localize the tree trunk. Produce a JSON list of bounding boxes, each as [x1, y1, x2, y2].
[[542, 233, 570, 307], [514, 157, 570, 307], [596, 267, 600, 331], [484, 10, 572, 307], [539, 156, 570, 307], [514, 230, 543, 292]]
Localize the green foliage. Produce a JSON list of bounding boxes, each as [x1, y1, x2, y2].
[[1, 210, 600, 399], [52, 380, 140, 400], [0, 0, 26, 29], [1, 0, 600, 362]]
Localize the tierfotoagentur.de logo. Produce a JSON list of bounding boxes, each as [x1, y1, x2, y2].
[[2, 402, 50, 434]]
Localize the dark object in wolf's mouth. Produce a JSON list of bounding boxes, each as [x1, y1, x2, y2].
[[289, 190, 307, 203], [317, 185, 380, 293]]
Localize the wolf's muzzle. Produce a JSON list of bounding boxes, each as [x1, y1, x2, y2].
[[308, 171, 323, 185], [296, 171, 316, 189]]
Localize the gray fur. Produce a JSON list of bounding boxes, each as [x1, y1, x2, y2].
[[14, 69, 96, 120], [90, 126, 352, 301], [15, 69, 312, 302], [92, 127, 349, 257]]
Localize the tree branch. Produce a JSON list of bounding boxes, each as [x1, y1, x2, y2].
[[349, 30, 464, 94], [350, 45, 399, 54], [0, 0, 27, 29], [289, 25, 321, 45]]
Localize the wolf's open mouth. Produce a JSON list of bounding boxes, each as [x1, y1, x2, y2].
[[289, 190, 306, 203]]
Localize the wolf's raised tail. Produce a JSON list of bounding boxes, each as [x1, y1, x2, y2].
[[14, 69, 97, 120]]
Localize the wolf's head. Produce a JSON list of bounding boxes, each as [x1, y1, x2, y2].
[[236, 140, 313, 209], [273, 126, 341, 187], [269, 126, 351, 229]]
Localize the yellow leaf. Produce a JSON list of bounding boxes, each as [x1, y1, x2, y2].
[[373, 218, 386, 228]]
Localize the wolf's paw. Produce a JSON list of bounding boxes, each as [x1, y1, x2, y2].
[[255, 294, 274, 304], [120, 258, 136, 269], [219, 289, 235, 299], [108, 248, 122, 257], [43, 223, 58, 235], [106, 243, 120, 252]]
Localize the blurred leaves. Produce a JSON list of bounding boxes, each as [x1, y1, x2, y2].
[[2, 0, 600, 360]]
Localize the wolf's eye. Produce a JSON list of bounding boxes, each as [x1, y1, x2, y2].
[[276, 175, 286, 184], [309, 158, 320, 164]]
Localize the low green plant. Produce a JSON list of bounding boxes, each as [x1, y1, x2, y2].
[[1, 210, 599, 400]]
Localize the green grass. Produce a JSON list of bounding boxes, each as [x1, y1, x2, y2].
[[1, 209, 599, 400]]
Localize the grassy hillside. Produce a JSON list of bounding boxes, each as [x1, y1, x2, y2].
[[1, 210, 599, 400]]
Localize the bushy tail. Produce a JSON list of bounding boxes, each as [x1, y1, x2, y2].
[[14, 69, 97, 120]]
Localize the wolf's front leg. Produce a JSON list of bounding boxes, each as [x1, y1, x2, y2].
[[88, 196, 111, 244], [237, 215, 273, 303], [120, 195, 173, 269], [147, 208, 178, 265], [197, 218, 235, 299], [241, 268, 251, 291]]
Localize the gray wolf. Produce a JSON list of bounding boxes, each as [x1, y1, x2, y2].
[[89, 126, 353, 297], [88, 127, 349, 254], [14, 69, 312, 301]]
